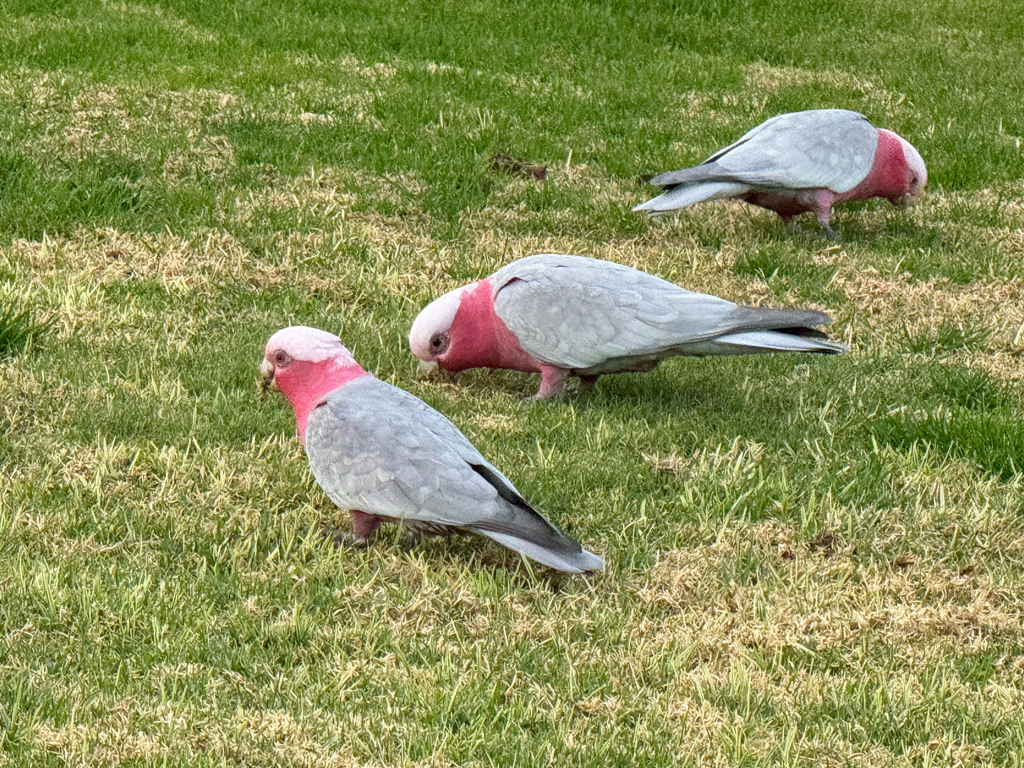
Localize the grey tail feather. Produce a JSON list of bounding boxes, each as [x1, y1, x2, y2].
[[633, 181, 747, 213], [469, 462, 601, 572], [715, 330, 847, 355], [728, 306, 833, 333], [475, 530, 605, 573], [648, 165, 718, 187], [711, 306, 846, 354]]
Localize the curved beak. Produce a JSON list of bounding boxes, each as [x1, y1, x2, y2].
[[416, 359, 459, 383], [416, 359, 439, 379], [258, 358, 276, 399]]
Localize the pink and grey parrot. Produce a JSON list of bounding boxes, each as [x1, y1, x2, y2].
[[634, 109, 927, 236], [410, 254, 846, 398], [260, 326, 603, 573]]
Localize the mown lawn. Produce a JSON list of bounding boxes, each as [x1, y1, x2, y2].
[[1, 0, 1023, 765]]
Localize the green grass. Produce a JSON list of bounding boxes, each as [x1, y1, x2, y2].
[[0, 298, 48, 358], [2, 0, 1024, 765]]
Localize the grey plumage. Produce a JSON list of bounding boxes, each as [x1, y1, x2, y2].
[[635, 109, 879, 213], [304, 376, 603, 573], [491, 254, 845, 375]]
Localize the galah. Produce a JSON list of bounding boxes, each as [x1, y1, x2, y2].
[[634, 109, 927, 236], [260, 326, 603, 573], [409, 254, 846, 399]]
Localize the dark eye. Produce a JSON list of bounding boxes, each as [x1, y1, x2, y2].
[[272, 349, 292, 366], [429, 333, 449, 355]]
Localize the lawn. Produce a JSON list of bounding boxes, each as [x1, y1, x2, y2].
[[1, 0, 1024, 765]]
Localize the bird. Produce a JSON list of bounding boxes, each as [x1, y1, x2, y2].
[[260, 325, 604, 573], [410, 253, 846, 399], [634, 109, 927, 237]]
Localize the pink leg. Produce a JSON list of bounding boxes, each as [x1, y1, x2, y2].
[[349, 510, 383, 543], [533, 365, 568, 399], [814, 189, 838, 238]]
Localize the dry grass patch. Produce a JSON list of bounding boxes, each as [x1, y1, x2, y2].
[[840, 269, 1024, 353], [2, 4, 1024, 765], [637, 524, 1024, 664]]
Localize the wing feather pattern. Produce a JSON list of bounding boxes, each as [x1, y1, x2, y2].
[[491, 254, 844, 373], [650, 109, 879, 195], [304, 377, 602, 572]]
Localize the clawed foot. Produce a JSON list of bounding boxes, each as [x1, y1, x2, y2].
[[326, 528, 372, 548], [522, 392, 557, 402], [400, 528, 426, 547], [571, 376, 599, 396], [820, 223, 839, 241], [522, 389, 573, 402], [524, 375, 598, 401]]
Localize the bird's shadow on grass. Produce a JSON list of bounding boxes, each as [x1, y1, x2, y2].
[[575, 367, 747, 416], [724, 206, 940, 247], [412, 366, 749, 415], [408, 368, 538, 401], [835, 214, 938, 244], [320, 521, 592, 592]]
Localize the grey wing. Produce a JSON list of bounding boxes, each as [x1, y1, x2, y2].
[[702, 112, 797, 164], [709, 110, 878, 192], [304, 376, 601, 572], [491, 254, 740, 370], [653, 110, 878, 194], [305, 377, 515, 528]]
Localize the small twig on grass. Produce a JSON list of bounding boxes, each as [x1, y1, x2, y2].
[[489, 152, 547, 180]]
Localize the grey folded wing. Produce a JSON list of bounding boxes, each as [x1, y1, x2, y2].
[[306, 377, 523, 528], [491, 254, 743, 370], [303, 376, 593, 569], [650, 109, 879, 194]]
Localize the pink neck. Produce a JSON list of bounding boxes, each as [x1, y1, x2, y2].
[[275, 359, 368, 442], [442, 278, 541, 374], [841, 129, 909, 202]]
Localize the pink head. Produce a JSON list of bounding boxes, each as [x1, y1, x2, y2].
[[897, 134, 927, 200], [261, 326, 368, 441], [861, 129, 927, 205], [409, 279, 540, 375], [408, 283, 475, 368]]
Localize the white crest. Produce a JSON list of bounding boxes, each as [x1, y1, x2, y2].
[[265, 326, 357, 365], [409, 284, 474, 359], [896, 135, 927, 191]]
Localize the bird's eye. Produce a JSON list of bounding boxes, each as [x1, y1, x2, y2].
[[429, 333, 449, 355], [272, 349, 292, 367]]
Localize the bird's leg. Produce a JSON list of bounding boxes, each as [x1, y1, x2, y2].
[[400, 524, 445, 547], [572, 374, 600, 395], [778, 213, 801, 235], [350, 510, 382, 541], [401, 527, 426, 546], [527, 365, 568, 400], [815, 189, 838, 239], [330, 510, 383, 547]]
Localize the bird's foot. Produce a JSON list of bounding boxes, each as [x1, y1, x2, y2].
[[400, 528, 426, 547], [524, 377, 597, 401], [569, 375, 600, 396], [524, 365, 569, 401], [522, 392, 559, 403], [523, 388, 574, 402], [323, 527, 372, 549]]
